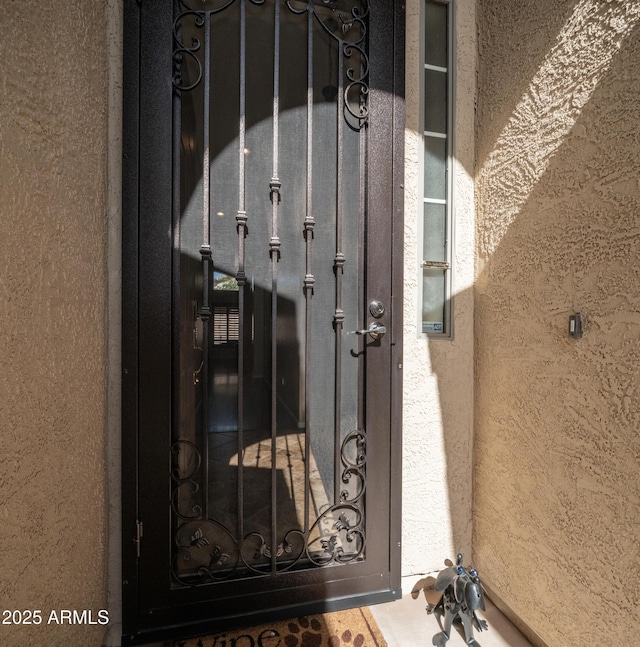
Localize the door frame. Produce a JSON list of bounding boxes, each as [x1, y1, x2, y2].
[[121, 1, 405, 644]]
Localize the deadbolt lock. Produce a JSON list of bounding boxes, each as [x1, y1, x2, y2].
[[369, 300, 385, 318]]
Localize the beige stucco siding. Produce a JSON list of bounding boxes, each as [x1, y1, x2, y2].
[[0, 3, 109, 646], [475, 0, 640, 643]]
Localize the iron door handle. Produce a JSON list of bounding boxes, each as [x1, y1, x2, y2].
[[348, 321, 387, 340]]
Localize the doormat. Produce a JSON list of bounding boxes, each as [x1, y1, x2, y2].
[[175, 607, 387, 647]]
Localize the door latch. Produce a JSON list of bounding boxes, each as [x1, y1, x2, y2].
[[348, 321, 387, 340]]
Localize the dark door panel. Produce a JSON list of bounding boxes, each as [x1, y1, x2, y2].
[[122, 1, 404, 644]]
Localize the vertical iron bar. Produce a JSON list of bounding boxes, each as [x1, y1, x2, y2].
[[302, 5, 314, 536], [269, 0, 282, 573], [334, 42, 345, 506], [200, 12, 212, 519], [357, 53, 366, 435], [236, 0, 247, 543]]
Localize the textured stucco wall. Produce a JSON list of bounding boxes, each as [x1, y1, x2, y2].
[[0, 3, 109, 646], [402, 0, 476, 580], [475, 0, 640, 643]]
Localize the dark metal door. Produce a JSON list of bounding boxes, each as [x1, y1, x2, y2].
[[122, 1, 404, 644]]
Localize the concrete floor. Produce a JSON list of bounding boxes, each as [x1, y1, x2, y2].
[[370, 593, 533, 647]]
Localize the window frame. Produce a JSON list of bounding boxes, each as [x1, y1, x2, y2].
[[418, 0, 455, 340]]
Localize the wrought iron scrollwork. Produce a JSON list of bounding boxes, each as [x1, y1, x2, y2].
[[286, 0, 370, 129], [174, 1, 370, 116], [175, 0, 261, 92], [307, 504, 365, 565], [174, 519, 240, 583], [171, 428, 367, 584], [170, 0, 370, 588], [172, 3, 205, 91], [340, 429, 366, 503], [343, 43, 369, 127], [171, 441, 204, 520]]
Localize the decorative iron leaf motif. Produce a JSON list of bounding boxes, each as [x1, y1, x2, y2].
[[253, 540, 267, 561], [338, 13, 355, 33], [190, 528, 210, 549], [321, 535, 339, 554], [335, 513, 351, 532], [263, 543, 286, 559], [210, 545, 230, 567]]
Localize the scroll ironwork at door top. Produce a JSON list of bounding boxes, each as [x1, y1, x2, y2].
[[170, 0, 371, 587]]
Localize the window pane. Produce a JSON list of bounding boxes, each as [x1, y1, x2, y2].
[[424, 137, 447, 201], [424, 68, 447, 133], [423, 202, 446, 262], [424, 1, 447, 68], [422, 269, 446, 333]]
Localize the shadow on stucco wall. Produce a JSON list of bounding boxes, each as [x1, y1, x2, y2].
[[431, 0, 640, 644], [416, 0, 592, 574], [0, 3, 110, 647]]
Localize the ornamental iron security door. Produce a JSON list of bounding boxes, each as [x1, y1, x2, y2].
[[122, 1, 404, 644]]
